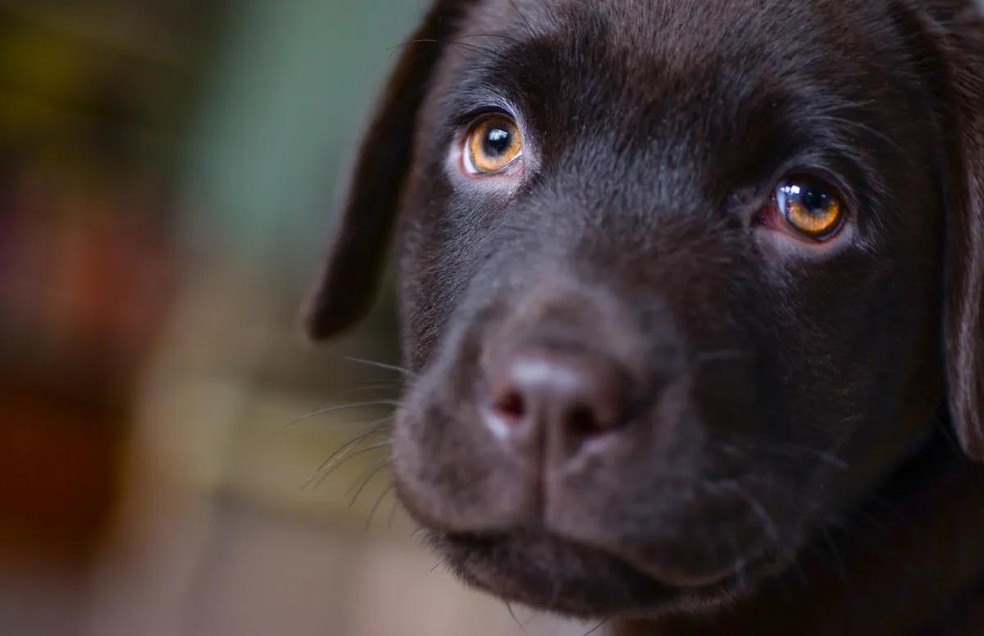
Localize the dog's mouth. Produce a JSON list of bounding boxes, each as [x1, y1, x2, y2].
[[390, 293, 833, 616], [431, 528, 778, 617], [392, 361, 804, 616]]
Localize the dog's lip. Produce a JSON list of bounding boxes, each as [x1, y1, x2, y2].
[[441, 526, 764, 591], [626, 554, 747, 588], [435, 529, 672, 616]]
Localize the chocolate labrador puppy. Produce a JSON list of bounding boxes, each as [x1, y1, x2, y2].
[[304, 0, 984, 633]]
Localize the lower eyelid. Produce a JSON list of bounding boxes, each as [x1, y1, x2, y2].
[[458, 150, 524, 180], [755, 223, 856, 262], [459, 144, 524, 178]]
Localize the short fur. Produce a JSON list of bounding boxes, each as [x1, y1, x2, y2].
[[305, 1, 984, 633]]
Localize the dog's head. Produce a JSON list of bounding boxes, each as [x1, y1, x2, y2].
[[305, 0, 984, 618]]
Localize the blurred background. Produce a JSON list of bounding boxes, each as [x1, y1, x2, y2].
[[0, 1, 593, 635]]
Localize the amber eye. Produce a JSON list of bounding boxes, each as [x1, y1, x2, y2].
[[774, 175, 846, 240], [463, 115, 523, 175]]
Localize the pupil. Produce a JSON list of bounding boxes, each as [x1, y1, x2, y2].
[[800, 186, 831, 214], [483, 127, 511, 157]]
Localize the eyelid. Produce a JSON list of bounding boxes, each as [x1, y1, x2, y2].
[[454, 105, 515, 129], [735, 160, 857, 224], [756, 173, 850, 246], [449, 85, 521, 124], [792, 169, 857, 215], [453, 98, 531, 148], [768, 159, 860, 214]]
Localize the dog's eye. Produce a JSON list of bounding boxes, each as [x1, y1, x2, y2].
[[772, 175, 846, 240], [463, 115, 523, 175]]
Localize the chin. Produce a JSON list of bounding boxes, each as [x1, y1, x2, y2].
[[429, 529, 788, 619]]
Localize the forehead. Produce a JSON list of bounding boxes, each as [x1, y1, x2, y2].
[[429, 0, 929, 192], [450, 0, 909, 103], [465, 0, 896, 57]]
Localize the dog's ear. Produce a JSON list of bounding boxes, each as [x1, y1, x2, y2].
[[303, 0, 476, 340], [931, 3, 984, 460]]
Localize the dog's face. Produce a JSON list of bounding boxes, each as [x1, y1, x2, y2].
[[307, 0, 984, 620]]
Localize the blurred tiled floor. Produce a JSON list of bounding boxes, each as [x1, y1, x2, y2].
[[63, 269, 604, 636], [83, 494, 599, 636], [0, 554, 85, 636]]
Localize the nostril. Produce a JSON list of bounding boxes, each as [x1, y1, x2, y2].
[[566, 404, 602, 437], [484, 345, 629, 456], [493, 389, 527, 425]]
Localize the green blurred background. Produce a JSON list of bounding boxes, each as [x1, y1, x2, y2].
[[0, 2, 592, 635]]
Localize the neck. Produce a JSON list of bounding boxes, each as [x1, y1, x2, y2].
[[616, 435, 984, 635]]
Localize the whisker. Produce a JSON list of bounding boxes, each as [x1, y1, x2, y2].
[[456, 31, 526, 47], [341, 382, 404, 395], [366, 484, 396, 531], [714, 480, 781, 546], [348, 462, 390, 507], [798, 114, 909, 159], [387, 497, 404, 529], [312, 441, 391, 488], [285, 400, 401, 428], [387, 37, 440, 54], [725, 530, 749, 591], [388, 31, 524, 56], [769, 444, 850, 470], [303, 421, 391, 489], [584, 618, 609, 636], [344, 357, 415, 377], [505, 602, 528, 635]]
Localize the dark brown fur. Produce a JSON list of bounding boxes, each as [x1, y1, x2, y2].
[[305, 1, 984, 633]]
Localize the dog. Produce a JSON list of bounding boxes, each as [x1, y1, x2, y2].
[[303, 0, 984, 633]]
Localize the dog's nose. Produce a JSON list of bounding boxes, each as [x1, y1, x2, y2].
[[485, 347, 627, 457]]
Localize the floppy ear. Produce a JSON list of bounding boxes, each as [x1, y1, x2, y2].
[[303, 0, 477, 340], [933, 3, 984, 460]]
